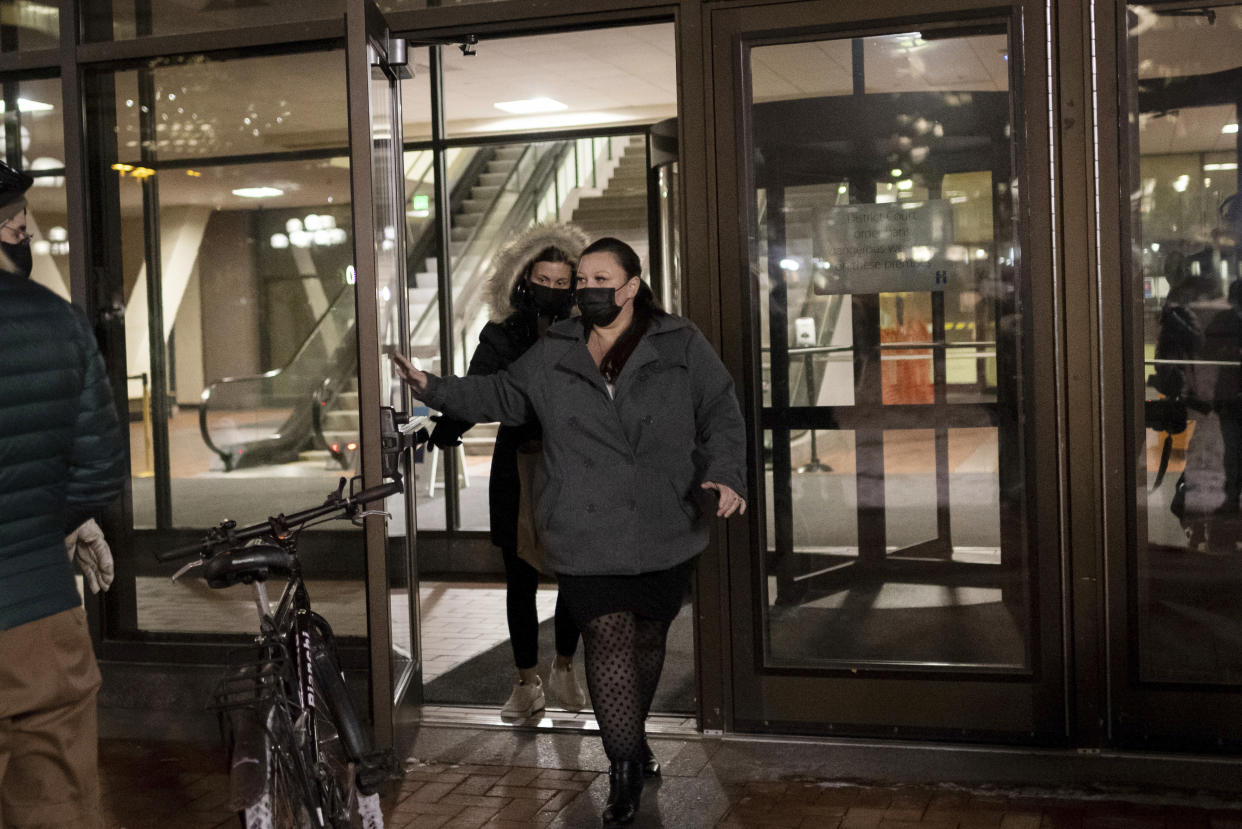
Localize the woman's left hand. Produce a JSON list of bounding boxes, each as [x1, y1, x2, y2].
[[701, 482, 747, 518]]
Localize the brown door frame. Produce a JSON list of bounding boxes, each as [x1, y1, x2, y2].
[[702, 0, 1068, 742]]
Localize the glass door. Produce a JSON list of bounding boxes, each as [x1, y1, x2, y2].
[[346, 0, 417, 748], [712, 0, 1065, 741], [1114, 1, 1242, 751]]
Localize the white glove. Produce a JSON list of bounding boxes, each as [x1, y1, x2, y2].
[[65, 518, 114, 594]]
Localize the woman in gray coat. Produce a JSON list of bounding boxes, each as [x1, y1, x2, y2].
[[395, 237, 747, 826]]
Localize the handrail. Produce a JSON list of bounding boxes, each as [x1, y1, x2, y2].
[[405, 146, 495, 288], [408, 140, 575, 356], [450, 142, 574, 331]]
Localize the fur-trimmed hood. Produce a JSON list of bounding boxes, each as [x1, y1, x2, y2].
[[483, 223, 590, 323]]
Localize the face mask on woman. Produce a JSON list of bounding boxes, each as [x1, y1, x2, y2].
[[576, 285, 624, 328], [528, 281, 573, 317]]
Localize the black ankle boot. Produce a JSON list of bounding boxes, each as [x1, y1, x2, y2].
[[641, 739, 661, 778], [602, 760, 643, 825]]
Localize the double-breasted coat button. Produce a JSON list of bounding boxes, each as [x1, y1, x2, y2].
[[568, 416, 579, 427], [586, 503, 597, 513]]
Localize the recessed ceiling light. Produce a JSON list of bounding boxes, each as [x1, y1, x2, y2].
[[474, 111, 630, 133], [233, 187, 283, 199], [493, 97, 568, 114], [1224, 123, 1239, 134]]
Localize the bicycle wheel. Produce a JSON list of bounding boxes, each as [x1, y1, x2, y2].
[[307, 623, 386, 828], [242, 704, 320, 829]]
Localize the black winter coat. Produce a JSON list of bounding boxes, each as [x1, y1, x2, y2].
[[1, 274, 125, 630], [431, 310, 544, 549]]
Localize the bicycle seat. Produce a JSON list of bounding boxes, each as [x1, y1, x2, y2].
[[203, 545, 295, 589]]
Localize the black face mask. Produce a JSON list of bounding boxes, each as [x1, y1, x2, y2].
[[576, 286, 624, 329], [528, 282, 573, 317], [1, 240, 31, 279]]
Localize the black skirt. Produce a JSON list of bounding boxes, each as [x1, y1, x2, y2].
[[556, 558, 696, 628]]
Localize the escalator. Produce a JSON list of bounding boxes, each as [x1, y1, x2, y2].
[[199, 140, 577, 471]]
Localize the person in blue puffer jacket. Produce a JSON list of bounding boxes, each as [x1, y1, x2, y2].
[[0, 160, 125, 828]]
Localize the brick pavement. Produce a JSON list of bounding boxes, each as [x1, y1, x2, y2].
[[98, 733, 1242, 828]]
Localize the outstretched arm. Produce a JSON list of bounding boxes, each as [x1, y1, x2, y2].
[[393, 349, 536, 426]]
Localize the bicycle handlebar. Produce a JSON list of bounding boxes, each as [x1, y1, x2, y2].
[[155, 476, 404, 563]]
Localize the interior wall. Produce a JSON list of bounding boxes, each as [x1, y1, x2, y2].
[[173, 264, 203, 406], [199, 211, 261, 385]]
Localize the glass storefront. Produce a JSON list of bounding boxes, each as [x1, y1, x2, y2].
[[1126, 4, 1242, 684], [14, 0, 1242, 755], [750, 28, 1029, 670]]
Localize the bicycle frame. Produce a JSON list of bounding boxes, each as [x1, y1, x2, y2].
[[160, 471, 408, 826]]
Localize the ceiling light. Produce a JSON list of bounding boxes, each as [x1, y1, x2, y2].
[[1204, 163, 1238, 171], [0, 98, 54, 113], [233, 187, 283, 199], [1223, 123, 1239, 134], [473, 112, 630, 133], [493, 97, 567, 114]]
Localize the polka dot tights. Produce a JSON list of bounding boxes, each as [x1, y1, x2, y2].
[[581, 611, 672, 763]]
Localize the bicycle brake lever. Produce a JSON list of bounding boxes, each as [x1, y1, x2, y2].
[[351, 508, 391, 527], [171, 558, 204, 583]]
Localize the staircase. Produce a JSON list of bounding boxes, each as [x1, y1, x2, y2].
[[311, 376, 360, 466], [571, 137, 649, 250]]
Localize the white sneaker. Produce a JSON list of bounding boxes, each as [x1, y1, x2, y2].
[[546, 659, 587, 712], [501, 676, 545, 718]]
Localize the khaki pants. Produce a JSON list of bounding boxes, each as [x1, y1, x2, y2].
[[0, 607, 103, 829]]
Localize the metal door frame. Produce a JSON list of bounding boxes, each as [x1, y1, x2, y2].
[[346, 0, 416, 749]]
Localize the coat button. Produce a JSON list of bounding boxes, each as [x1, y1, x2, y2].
[[586, 503, 597, 513], [568, 416, 579, 427], [583, 458, 594, 469], [628, 500, 637, 512], [641, 415, 654, 425]]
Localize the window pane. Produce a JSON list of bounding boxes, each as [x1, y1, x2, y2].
[[86, 50, 367, 638], [80, 0, 340, 42], [1127, 4, 1242, 684], [0, 2, 59, 51], [752, 29, 1030, 670], [441, 24, 675, 138], [111, 51, 346, 162], [5, 77, 64, 166]]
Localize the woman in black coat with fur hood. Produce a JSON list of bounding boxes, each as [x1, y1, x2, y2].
[[429, 222, 589, 718]]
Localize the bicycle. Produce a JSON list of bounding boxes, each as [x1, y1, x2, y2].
[[158, 468, 413, 828]]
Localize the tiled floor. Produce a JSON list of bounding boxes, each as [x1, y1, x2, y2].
[[99, 726, 1242, 828]]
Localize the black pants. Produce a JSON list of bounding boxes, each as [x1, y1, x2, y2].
[[501, 545, 578, 670]]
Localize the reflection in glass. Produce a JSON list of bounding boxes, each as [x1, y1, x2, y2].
[[1129, 5, 1242, 684], [750, 29, 1029, 670]]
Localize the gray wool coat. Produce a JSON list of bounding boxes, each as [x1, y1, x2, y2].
[[423, 313, 747, 576]]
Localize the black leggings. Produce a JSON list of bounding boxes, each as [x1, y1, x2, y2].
[[501, 545, 578, 670], [579, 610, 672, 763]]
